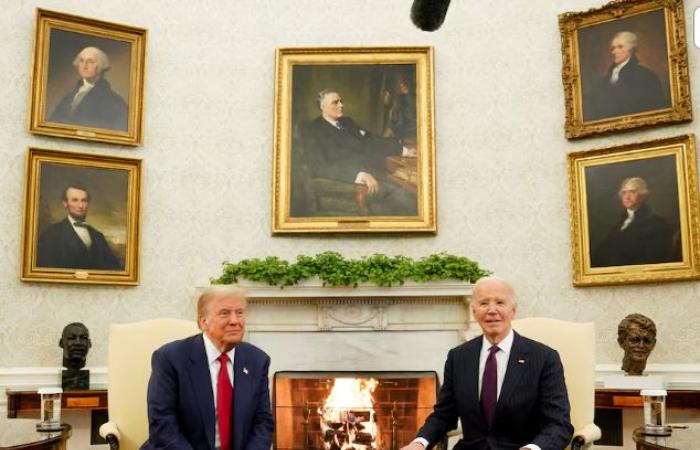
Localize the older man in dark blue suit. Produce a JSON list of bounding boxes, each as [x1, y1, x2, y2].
[[141, 286, 273, 450], [401, 277, 573, 450]]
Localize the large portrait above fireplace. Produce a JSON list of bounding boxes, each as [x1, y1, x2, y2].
[[273, 371, 441, 450]]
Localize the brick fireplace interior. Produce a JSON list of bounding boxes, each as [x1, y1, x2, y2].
[[273, 371, 440, 450]]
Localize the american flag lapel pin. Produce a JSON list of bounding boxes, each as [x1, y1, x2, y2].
[[517, 359, 525, 364], [243, 367, 249, 375]]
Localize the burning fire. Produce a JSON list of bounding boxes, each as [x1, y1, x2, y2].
[[318, 378, 380, 450]]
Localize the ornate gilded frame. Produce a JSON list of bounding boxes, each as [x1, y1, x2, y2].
[[29, 9, 147, 146], [21, 148, 142, 285], [272, 47, 436, 234], [567, 134, 700, 286], [559, 0, 691, 139]]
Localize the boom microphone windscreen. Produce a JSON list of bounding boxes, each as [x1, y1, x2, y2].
[[410, 0, 451, 31]]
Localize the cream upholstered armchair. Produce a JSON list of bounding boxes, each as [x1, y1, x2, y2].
[[512, 318, 601, 450], [99, 319, 200, 450]]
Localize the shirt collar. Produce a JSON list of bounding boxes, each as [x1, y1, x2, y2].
[[613, 57, 631, 72], [202, 332, 235, 364], [481, 328, 514, 355], [67, 215, 84, 226], [81, 78, 96, 88], [323, 116, 340, 128]]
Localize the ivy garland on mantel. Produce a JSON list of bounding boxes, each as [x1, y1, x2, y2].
[[212, 251, 490, 287]]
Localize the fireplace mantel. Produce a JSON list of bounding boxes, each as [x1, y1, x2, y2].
[[237, 279, 476, 337]]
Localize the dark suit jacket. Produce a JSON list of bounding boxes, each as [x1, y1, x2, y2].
[[36, 218, 121, 270], [592, 202, 674, 267], [141, 334, 274, 450], [301, 116, 402, 183], [417, 332, 573, 450], [585, 56, 667, 122], [49, 77, 128, 131]]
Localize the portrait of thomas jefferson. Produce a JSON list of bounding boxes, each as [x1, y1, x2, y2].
[[578, 9, 671, 122], [586, 155, 682, 269], [45, 29, 131, 132]]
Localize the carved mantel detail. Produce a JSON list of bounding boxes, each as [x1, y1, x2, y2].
[[236, 280, 476, 337]]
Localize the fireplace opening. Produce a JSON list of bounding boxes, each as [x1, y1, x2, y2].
[[273, 371, 440, 450]]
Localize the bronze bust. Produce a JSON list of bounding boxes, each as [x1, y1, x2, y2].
[[59, 322, 92, 389], [617, 313, 656, 376]]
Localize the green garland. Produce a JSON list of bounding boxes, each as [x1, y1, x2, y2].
[[212, 251, 490, 287]]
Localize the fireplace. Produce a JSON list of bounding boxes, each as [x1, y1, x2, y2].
[[273, 371, 440, 450]]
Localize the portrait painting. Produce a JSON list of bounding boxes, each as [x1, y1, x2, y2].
[[567, 134, 700, 286], [29, 9, 147, 146], [272, 47, 436, 234], [559, 0, 691, 139], [22, 148, 142, 285]]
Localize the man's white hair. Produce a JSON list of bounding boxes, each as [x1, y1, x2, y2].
[[613, 31, 638, 51], [73, 46, 110, 73], [619, 176, 649, 196], [473, 275, 517, 304]]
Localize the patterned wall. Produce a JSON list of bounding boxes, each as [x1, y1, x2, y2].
[[1, 0, 699, 369]]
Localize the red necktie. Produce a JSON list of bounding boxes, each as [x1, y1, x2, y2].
[[480, 346, 499, 427], [217, 353, 233, 450]]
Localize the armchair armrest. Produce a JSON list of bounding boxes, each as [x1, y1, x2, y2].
[[99, 421, 121, 450], [570, 423, 601, 450]]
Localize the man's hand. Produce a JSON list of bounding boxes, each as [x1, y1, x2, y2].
[[361, 173, 380, 194], [399, 442, 425, 450]]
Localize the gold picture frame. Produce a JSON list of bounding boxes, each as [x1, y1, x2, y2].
[[21, 147, 142, 285], [272, 47, 436, 234], [29, 9, 147, 146], [559, 0, 691, 139], [567, 134, 700, 286]]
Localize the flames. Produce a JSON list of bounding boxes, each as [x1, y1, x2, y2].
[[318, 378, 380, 450]]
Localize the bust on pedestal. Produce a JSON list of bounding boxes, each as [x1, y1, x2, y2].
[[59, 322, 91, 390]]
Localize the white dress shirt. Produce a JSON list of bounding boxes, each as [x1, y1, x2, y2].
[[68, 215, 92, 248], [620, 209, 635, 230], [202, 334, 235, 450], [71, 79, 96, 112], [609, 57, 631, 84], [414, 329, 541, 450]]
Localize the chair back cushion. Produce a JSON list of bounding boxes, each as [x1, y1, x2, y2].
[[107, 318, 199, 450], [512, 317, 595, 433]]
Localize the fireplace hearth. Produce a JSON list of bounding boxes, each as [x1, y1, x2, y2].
[[274, 371, 439, 450]]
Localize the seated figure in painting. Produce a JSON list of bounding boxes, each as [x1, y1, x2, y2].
[[296, 89, 417, 217], [49, 46, 128, 131]]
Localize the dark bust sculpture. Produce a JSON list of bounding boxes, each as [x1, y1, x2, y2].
[[617, 313, 656, 376], [59, 322, 92, 390]]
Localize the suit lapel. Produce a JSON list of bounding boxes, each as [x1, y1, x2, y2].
[[463, 340, 482, 411], [188, 334, 216, 450], [495, 332, 529, 418], [233, 344, 252, 450]]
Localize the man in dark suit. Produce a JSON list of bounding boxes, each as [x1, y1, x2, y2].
[[36, 184, 121, 270], [401, 277, 573, 450], [49, 46, 128, 131], [300, 89, 417, 216], [141, 286, 273, 450], [584, 31, 668, 122], [592, 177, 675, 267]]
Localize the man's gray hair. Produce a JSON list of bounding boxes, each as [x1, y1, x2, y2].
[[316, 89, 338, 109], [73, 46, 110, 73], [613, 31, 638, 51], [197, 285, 247, 327], [473, 275, 517, 305], [619, 177, 649, 196]]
